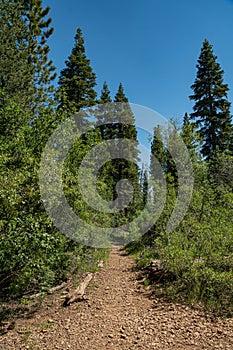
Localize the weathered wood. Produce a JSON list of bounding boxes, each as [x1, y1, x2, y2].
[[48, 282, 67, 295], [23, 282, 67, 300], [27, 292, 43, 300], [64, 273, 93, 306]]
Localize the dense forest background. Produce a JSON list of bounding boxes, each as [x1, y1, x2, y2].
[[0, 0, 233, 315]]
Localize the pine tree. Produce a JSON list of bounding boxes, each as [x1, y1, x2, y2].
[[150, 125, 166, 179], [0, 0, 56, 111], [23, 0, 56, 109], [57, 28, 97, 112], [113, 83, 139, 162], [150, 122, 179, 188], [114, 82, 128, 103], [96, 81, 112, 138], [230, 135, 233, 156], [95, 83, 141, 226], [165, 125, 179, 187], [0, 1, 28, 106], [142, 169, 149, 207], [111, 84, 141, 224], [189, 39, 233, 159], [114, 83, 138, 141], [56, 28, 98, 191], [99, 81, 111, 104], [180, 113, 199, 159]]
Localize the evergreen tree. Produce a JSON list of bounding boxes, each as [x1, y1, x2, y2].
[[113, 83, 139, 164], [97, 83, 131, 140], [0, 0, 56, 111], [142, 169, 149, 207], [23, 0, 56, 109], [114, 82, 128, 103], [150, 123, 178, 195], [112, 84, 141, 223], [98, 83, 137, 143], [56, 28, 98, 211], [150, 125, 166, 179], [208, 152, 233, 193], [146, 125, 168, 242], [230, 135, 233, 156], [0, 1, 28, 106], [99, 81, 111, 104], [180, 113, 199, 159], [97, 81, 112, 138], [114, 83, 138, 141], [57, 28, 97, 112], [189, 39, 233, 159], [165, 125, 179, 187], [95, 84, 141, 226]]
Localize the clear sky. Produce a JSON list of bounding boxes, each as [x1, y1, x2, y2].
[[43, 0, 233, 123]]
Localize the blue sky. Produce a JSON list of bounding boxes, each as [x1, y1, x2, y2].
[[43, 0, 233, 124]]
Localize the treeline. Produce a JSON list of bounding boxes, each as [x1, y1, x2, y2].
[[0, 0, 120, 298], [127, 40, 233, 315], [0, 0, 144, 298]]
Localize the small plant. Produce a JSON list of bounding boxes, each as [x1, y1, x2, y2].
[[23, 329, 31, 342], [143, 279, 150, 287], [20, 298, 31, 306], [41, 321, 53, 329]]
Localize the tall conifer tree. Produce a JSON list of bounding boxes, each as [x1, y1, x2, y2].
[[0, 0, 56, 111], [189, 39, 233, 159], [99, 81, 111, 104], [23, 0, 56, 109], [111, 84, 141, 223], [114, 82, 128, 103], [57, 28, 97, 112], [150, 125, 166, 178], [0, 1, 28, 106], [97, 81, 112, 138]]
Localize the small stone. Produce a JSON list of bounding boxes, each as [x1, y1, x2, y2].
[[48, 319, 54, 323]]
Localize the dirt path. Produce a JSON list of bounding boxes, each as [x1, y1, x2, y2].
[[1, 247, 233, 349]]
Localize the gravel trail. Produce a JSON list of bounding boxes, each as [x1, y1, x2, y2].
[[1, 247, 233, 349]]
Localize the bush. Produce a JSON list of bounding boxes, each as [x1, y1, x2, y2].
[[128, 182, 233, 316]]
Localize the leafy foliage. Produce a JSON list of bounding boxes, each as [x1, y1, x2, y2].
[[126, 39, 233, 314], [0, 14, 109, 299]]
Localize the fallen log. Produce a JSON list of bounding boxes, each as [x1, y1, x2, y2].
[[48, 282, 67, 295], [64, 273, 93, 306], [23, 281, 67, 300]]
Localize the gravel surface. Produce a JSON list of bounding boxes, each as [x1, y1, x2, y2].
[[1, 247, 233, 349]]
